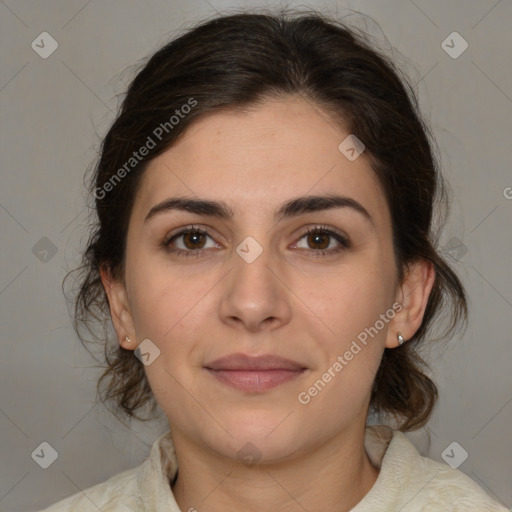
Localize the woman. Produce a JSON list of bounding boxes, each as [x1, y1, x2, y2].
[[42, 10, 507, 511]]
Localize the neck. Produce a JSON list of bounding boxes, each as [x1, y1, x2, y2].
[[171, 425, 379, 512]]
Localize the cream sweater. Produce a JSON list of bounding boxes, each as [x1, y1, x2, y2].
[[40, 425, 508, 511]]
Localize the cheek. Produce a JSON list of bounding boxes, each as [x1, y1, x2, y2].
[[305, 260, 395, 338], [126, 263, 218, 404], [127, 254, 214, 340], [297, 259, 394, 399], [299, 279, 388, 414]]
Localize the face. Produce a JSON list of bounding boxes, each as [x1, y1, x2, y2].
[[105, 96, 413, 462]]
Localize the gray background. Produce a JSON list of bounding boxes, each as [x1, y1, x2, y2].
[[1, 1, 511, 510]]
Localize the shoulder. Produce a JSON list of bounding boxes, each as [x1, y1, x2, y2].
[[39, 430, 179, 511], [359, 425, 508, 511], [390, 428, 507, 511], [39, 461, 147, 511], [411, 451, 507, 511]]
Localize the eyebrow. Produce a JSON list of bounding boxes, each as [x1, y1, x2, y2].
[[144, 194, 374, 226]]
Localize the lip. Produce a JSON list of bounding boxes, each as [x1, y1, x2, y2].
[[204, 353, 307, 392], [205, 353, 306, 371]]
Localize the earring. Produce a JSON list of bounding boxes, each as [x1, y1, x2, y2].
[[397, 333, 405, 346], [124, 336, 131, 343]]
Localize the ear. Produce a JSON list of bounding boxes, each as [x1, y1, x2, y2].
[[385, 258, 436, 349], [99, 264, 137, 351]]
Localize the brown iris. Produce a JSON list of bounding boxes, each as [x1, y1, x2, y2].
[[307, 231, 330, 250], [182, 231, 207, 250]]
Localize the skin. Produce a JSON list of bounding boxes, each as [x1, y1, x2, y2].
[[101, 95, 435, 512]]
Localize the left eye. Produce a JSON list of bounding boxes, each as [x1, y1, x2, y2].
[[294, 228, 350, 253]]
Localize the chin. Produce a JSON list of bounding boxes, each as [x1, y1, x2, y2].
[[216, 413, 304, 461]]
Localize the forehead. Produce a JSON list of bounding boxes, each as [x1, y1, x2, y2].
[[131, 96, 390, 228]]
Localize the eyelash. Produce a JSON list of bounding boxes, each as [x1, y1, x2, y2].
[[162, 224, 351, 258]]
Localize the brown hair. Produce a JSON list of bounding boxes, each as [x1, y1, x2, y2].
[[65, 9, 467, 431]]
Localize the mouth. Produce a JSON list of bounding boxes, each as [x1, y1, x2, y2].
[[204, 353, 307, 392]]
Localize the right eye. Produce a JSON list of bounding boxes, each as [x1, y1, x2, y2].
[[162, 225, 221, 257]]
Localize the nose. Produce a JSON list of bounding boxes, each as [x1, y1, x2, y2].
[[218, 241, 292, 333]]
